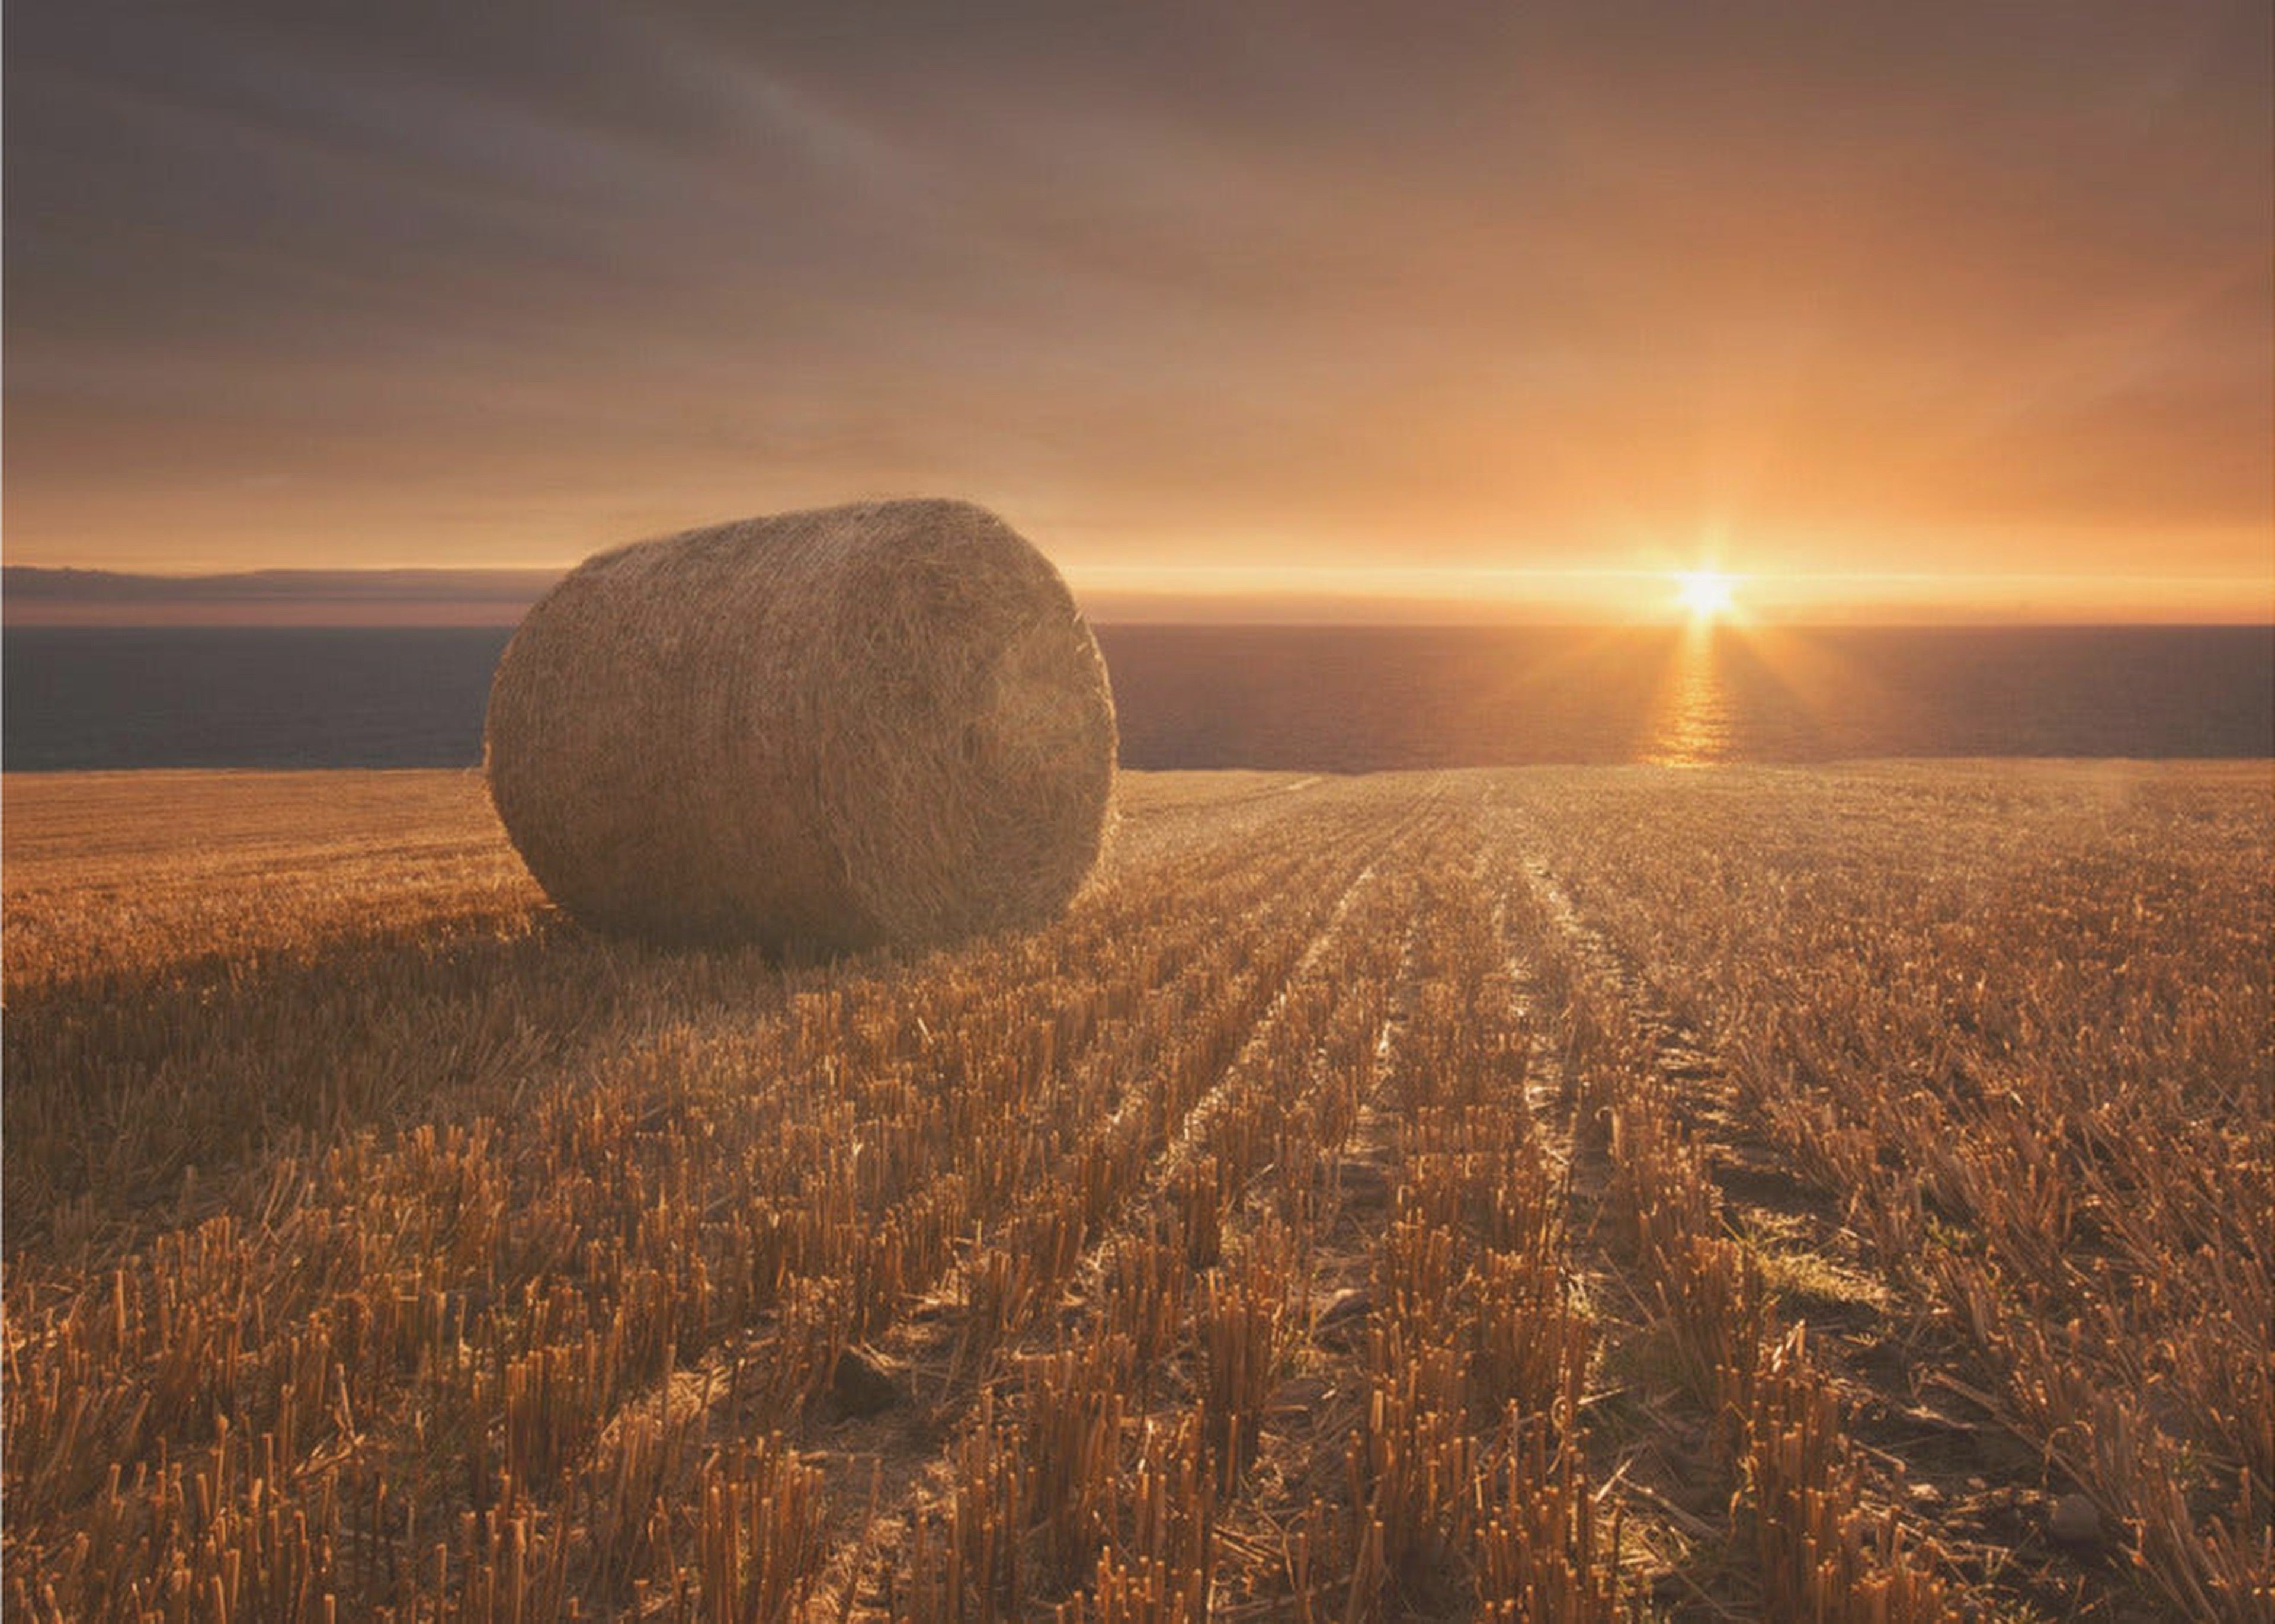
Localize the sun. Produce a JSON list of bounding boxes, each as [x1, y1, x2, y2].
[[1674, 569, 1739, 622]]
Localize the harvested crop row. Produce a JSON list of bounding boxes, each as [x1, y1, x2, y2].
[[876, 803, 1453, 1617], [1302, 826, 1620, 1619], [5, 765, 2265, 1621]]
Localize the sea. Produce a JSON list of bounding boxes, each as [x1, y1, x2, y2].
[[4, 624, 2270, 773]]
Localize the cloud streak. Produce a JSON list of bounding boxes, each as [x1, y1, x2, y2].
[[7, 0, 2270, 617]]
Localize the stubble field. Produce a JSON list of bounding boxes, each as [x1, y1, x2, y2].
[[4, 764, 2269, 1621]]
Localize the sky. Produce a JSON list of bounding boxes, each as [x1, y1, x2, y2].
[[7, 0, 2271, 621]]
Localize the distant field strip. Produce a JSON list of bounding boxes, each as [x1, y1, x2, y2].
[[3, 764, 2268, 1621]]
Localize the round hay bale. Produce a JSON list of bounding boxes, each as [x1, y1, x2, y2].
[[484, 498, 1116, 952]]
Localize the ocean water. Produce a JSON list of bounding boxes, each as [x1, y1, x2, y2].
[[3, 624, 2268, 773]]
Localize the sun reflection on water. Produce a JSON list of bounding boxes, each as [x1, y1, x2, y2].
[[1639, 625, 1736, 767]]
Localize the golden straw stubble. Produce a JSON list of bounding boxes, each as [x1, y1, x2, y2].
[[485, 498, 1117, 951]]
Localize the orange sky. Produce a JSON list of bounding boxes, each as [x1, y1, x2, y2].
[[7, 2, 2271, 621]]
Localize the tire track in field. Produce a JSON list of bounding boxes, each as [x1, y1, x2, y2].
[[1488, 791, 2104, 1620], [825, 798, 1433, 1616], [1138, 790, 1437, 1196], [1078, 792, 1469, 1603], [1027, 790, 1465, 1617], [1209, 793, 1583, 1618], [1479, 817, 1732, 1612], [1193, 810, 1444, 1616]]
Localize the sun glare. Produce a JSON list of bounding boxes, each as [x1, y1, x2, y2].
[[1674, 569, 1739, 622]]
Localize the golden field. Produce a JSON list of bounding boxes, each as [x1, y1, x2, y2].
[[3, 764, 2269, 1622]]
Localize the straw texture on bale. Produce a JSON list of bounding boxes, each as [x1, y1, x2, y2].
[[485, 499, 1116, 952]]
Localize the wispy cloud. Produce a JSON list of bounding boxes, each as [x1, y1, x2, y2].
[[6, 0, 2268, 616]]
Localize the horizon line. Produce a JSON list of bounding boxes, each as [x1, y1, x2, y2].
[[4, 562, 2268, 630]]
